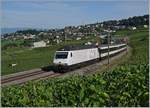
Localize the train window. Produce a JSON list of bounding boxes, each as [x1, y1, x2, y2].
[[55, 52, 68, 59], [70, 53, 72, 57]]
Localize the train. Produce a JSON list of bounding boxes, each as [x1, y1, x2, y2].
[[53, 43, 127, 72]]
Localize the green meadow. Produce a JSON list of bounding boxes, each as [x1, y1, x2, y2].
[[1, 36, 96, 75]]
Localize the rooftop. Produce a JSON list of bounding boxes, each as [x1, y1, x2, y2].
[[58, 43, 126, 51], [58, 44, 97, 51]]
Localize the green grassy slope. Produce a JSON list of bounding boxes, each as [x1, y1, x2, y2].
[[115, 28, 148, 64], [2, 46, 58, 75], [1, 39, 24, 48], [129, 31, 149, 64], [2, 37, 96, 75]]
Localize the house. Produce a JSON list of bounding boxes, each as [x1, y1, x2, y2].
[[144, 25, 148, 28], [120, 25, 126, 29], [76, 37, 81, 40], [56, 39, 60, 44], [100, 23, 103, 27], [1, 35, 4, 39], [85, 41, 92, 45], [113, 26, 120, 30], [32, 41, 46, 48], [96, 24, 99, 27], [112, 30, 116, 33], [103, 29, 112, 32], [23, 34, 35, 40], [46, 40, 49, 44], [100, 34, 107, 39], [56, 36, 59, 38], [30, 34, 36, 38], [132, 27, 136, 30]]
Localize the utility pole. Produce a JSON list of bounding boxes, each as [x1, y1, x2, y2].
[[107, 29, 110, 69], [64, 29, 67, 44], [96, 32, 101, 46], [65, 33, 66, 44], [97, 32, 101, 61], [125, 37, 128, 54]]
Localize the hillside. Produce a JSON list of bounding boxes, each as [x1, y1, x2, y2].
[[2, 28, 149, 107], [2, 15, 148, 48], [2, 14, 149, 75]]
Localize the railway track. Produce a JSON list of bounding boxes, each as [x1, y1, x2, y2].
[[1, 70, 62, 86], [2, 70, 44, 84]]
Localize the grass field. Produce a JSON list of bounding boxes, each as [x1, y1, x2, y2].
[[1, 39, 24, 48], [113, 28, 149, 63], [1, 36, 96, 75]]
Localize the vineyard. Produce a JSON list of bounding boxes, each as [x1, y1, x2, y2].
[[1, 29, 149, 107]]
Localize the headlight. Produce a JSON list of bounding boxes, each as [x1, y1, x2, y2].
[[64, 63, 68, 66], [56, 62, 67, 66]]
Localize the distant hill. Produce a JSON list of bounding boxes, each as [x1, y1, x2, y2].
[[1, 28, 17, 35], [1, 28, 48, 35], [1, 28, 26, 35], [1, 14, 148, 36], [96, 14, 149, 28]]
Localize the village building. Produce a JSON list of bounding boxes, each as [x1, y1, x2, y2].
[[144, 25, 148, 28], [32, 41, 46, 48], [76, 37, 81, 40], [132, 27, 136, 30], [100, 34, 107, 39]]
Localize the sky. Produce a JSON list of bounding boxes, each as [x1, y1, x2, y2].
[[1, 0, 149, 29]]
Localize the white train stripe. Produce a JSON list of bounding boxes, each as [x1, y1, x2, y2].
[[100, 44, 126, 49], [101, 47, 126, 57]]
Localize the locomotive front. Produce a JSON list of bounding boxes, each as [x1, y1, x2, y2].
[[53, 51, 69, 66]]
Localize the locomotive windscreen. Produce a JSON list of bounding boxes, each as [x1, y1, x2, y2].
[[55, 52, 68, 59]]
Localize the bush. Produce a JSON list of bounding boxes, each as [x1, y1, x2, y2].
[[2, 43, 18, 50], [2, 64, 149, 107]]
